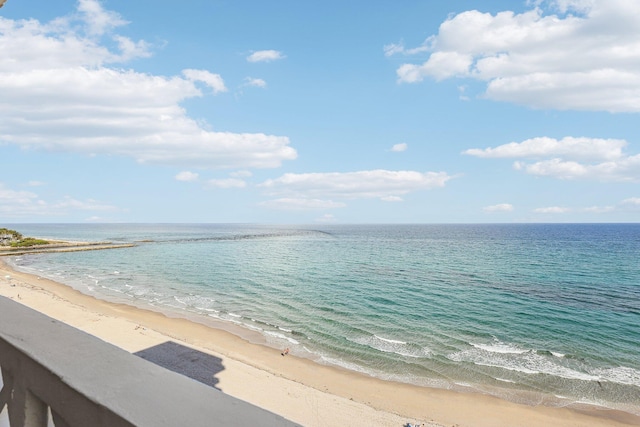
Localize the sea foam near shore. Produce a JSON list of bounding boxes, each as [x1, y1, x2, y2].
[[6, 223, 640, 416]]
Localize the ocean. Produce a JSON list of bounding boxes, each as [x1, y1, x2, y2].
[[5, 223, 640, 415]]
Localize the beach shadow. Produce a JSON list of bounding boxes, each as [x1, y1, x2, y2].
[[134, 341, 223, 390]]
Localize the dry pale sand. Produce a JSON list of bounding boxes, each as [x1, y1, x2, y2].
[[1, 258, 638, 427]]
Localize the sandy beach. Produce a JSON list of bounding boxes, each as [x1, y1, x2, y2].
[[1, 257, 638, 427]]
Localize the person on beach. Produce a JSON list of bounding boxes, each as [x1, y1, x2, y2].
[[281, 347, 290, 356]]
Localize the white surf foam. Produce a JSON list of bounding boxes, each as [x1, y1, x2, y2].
[[374, 335, 407, 345], [470, 339, 527, 355], [592, 366, 640, 387], [350, 334, 431, 358], [450, 346, 602, 382], [264, 330, 299, 345]]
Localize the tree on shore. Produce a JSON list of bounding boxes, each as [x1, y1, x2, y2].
[[0, 228, 49, 247]]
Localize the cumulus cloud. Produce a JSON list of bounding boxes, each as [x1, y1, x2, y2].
[[183, 69, 227, 93], [390, 0, 640, 112], [247, 50, 285, 63], [483, 203, 514, 212], [466, 136, 640, 181], [516, 155, 640, 181], [76, 0, 128, 36], [464, 137, 626, 161], [259, 170, 453, 201], [0, 1, 296, 170], [0, 0, 150, 69], [391, 143, 408, 152], [175, 171, 199, 182]]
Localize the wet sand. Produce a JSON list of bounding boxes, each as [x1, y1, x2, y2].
[[1, 257, 638, 427]]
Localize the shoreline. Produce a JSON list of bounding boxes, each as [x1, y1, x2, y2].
[[1, 257, 639, 427]]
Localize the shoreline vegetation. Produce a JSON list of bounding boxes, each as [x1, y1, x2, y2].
[[0, 227, 135, 256], [0, 241, 135, 256], [1, 238, 638, 426]]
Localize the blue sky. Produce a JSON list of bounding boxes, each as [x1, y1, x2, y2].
[[1, 0, 639, 223]]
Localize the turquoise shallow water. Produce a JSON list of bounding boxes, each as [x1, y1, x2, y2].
[[6, 223, 640, 414]]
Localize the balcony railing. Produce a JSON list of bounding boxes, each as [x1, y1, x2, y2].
[[0, 296, 299, 426]]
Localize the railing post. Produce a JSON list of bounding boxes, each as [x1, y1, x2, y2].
[[1, 296, 300, 427], [0, 367, 13, 413], [51, 410, 72, 427], [3, 368, 48, 427]]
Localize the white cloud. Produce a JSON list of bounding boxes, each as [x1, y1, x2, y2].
[[549, 0, 597, 14], [534, 206, 571, 213], [458, 85, 470, 101], [531, 197, 637, 215], [0, 2, 296, 170], [483, 203, 514, 212], [259, 198, 346, 210], [392, 0, 640, 112], [398, 52, 473, 82], [230, 170, 253, 178], [391, 143, 408, 152], [112, 35, 152, 62], [383, 40, 432, 57], [383, 43, 405, 57], [175, 171, 199, 182], [0, 183, 39, 207], [52, 196, 119, 211], [247, 50, 285, 63], [519, 159, 588, 179], [183, 69, 227, 93], [464, 137, 626, 161], [259, 170, 453, 200], [517, 155, 640, 181], [76, 0, 128, 36], [0, 182, 119, 217], [243, 77, 267, 88], [0, 0, 150, 70], [466, 137, 640, 181], [622, 197, 640, 205], [206, 178, 247, 189], [381, 196, 404, 202]]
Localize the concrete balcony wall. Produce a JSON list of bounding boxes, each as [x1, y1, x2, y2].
[[0, 296, 300, 427]]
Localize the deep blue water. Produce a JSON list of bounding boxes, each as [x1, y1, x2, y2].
[[6, 223, 640, 414]]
